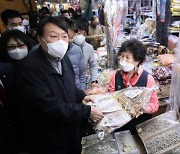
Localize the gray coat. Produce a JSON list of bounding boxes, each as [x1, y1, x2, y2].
[[81, 42, 98, 82], [66, 43, 86, 90]]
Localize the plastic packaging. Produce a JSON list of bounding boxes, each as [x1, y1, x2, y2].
[[82, 134, 118, 154], [136, 110, 178, 140], [114, 130, 139, 154], [169, 37, 180, 116], [86, 86, 107, 95], [97, 69, 115, 87], [92, 86, 154, 135], [143, 124, 180, 154]]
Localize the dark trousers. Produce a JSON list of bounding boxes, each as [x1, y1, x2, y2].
[[18, 142, 78, 154]]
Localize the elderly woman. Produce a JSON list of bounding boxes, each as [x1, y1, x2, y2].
[[108, 39, 159, 133]]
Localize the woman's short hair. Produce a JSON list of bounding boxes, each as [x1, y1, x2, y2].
[[118, 39, 147, 64], [0, 29, 33, 62]]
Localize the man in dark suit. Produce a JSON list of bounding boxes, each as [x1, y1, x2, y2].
[[0, 62, 16, 153], [16, 17, 103, 154]]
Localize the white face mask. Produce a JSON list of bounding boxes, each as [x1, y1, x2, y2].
[[119, 60, 135, 72], [73, 35, 85, 46], [13, 26, 26, 33], [43, 38, 68, 59], [8, 48, 28, 60], [22, 19, 29, 26]]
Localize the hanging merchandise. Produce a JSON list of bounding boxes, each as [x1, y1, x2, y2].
[[160, 0, 167, 22], [171, 0, 180, 16], [169, 38, 180, 116], [104, 0, 124, 48], [157, 0, 161, 16], [104, 0, 126, 67]]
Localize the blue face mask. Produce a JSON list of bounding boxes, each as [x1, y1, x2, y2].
[[73, 35, 85, 46]]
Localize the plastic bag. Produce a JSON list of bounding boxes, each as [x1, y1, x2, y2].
[[152, 66, 172, 85], [157, 54, 175, 66], [169, 38, 180, 116], [91, 86, 154, 135], [86, 86, 107, 95], [97, 69, 115, 87]]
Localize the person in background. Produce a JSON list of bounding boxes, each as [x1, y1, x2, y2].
[[86, 16, 104, 50], [1, 9, 25, 33], [39, 7, 51, 19], [98, 3, 105, 26], [0, 30, 34, 67], [64, 18, 86, 90], [61, 10, 70, 19], [21, 12, 29, 32], [108, 39, 159, 133], [16, 16, 103, 154], [76, 7, 82, 19], [74, 20, 98, 87], [68, 8, 78, 20]]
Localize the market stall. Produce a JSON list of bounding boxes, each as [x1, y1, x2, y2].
[[81, 0, 180, 153]]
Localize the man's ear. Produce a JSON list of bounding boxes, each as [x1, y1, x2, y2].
[[37, 35, 42, 44], [3, 24, 8, 30]]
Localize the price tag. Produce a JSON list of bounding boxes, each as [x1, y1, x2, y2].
[[124, 89, 143, 99]]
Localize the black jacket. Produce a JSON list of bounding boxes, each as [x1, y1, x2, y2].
[[0, 62, 16, 153], [16, 47, 91, 151]]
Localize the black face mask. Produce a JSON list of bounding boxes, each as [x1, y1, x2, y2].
[[91, 23, 98, 28]]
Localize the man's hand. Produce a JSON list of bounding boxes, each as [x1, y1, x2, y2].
[[94, 35, 102, 41], [82, 95, 95, 105], [90, 106, 104, 123]]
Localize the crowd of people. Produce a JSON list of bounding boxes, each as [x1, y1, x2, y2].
[[0, 5, 159, 154], [0, 7, 105, 154]]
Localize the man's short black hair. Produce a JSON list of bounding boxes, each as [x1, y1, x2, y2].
[[36, 16, 68, 36], [75, 18, 89, 34], [64, 18, 78, 33], [1, 9, 22, 25], [118, 39, 147, 64], [21, 12, 29, 16]]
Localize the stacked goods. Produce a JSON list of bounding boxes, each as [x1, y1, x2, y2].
[[136, 110, 178, 139], [157, 54, 175, 66], [152, 50, 174, 98], [152, 66, 172, 85], [136, 110, 180, 154], [171, 0, 180, 16], [144, 127, 180, 154]]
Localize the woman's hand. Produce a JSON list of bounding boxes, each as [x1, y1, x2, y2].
[[135, 105, 151, 118]]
